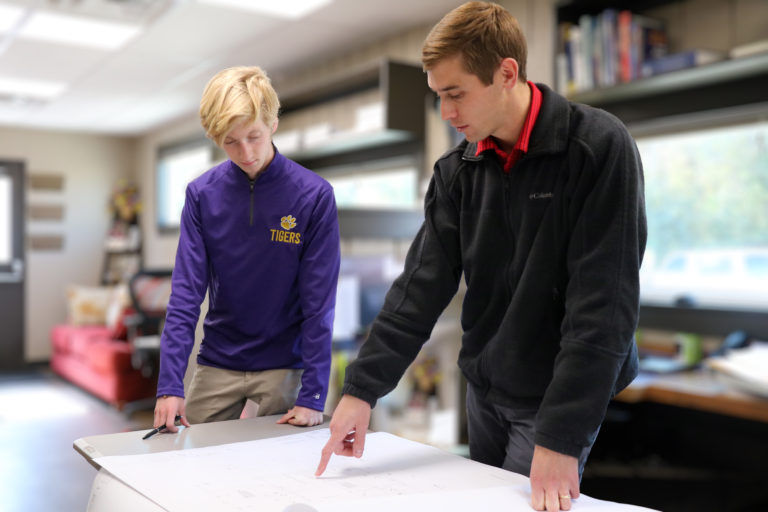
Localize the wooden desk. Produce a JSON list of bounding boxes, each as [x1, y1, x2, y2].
[[615, 368, 768, 423], [586, 367, 768, 511]]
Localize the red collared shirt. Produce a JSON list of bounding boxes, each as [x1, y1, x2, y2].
[[475, 81, 542, 172]]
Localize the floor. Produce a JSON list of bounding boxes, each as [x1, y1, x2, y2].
[[0, 369, 153, 512]]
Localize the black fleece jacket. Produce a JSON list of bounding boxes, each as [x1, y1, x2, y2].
[[343, 83, 647, 458]]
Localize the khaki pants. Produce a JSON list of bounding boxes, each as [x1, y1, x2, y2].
[[185, 364, 302, 424]]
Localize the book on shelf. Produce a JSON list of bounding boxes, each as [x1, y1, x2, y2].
[[618, 10, 633, 83], [557, 8, 668, 95], [641, 49, 725, 77], [633, 13, 667, 78], [729, 39, 768, 59], [599, 8, 618, 88], [578, 13, 595, 90]]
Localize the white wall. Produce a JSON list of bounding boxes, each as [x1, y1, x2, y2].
[[136, 114, 204, 269], [649, 0, 767, 53], [0, 126, 136, 361], [498, 0, 556, 86]]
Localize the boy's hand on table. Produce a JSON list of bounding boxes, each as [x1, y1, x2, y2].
[[153, 395, 191, 433], [277, 406, 324, 427]]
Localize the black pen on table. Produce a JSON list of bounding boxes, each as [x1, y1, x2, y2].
[[142, 415, 183, 440]]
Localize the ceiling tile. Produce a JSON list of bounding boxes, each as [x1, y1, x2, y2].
[[0, 39, 105, 82]]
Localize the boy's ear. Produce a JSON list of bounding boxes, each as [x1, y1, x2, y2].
[[271, 119, 279, 134]]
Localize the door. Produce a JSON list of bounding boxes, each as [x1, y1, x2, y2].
[[0, 160, 25, 370]]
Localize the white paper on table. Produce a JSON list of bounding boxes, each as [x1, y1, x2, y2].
[[95, 429, 658, 512], [706, 341, 768, 396]]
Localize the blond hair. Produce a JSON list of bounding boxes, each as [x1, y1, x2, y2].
[[199, 66, 280, 146], [422, 1, 527, 85]]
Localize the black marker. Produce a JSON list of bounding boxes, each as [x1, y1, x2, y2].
[[142, 415, 182, 440]]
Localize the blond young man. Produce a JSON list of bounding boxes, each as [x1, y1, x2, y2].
[[317, 3, 646, 512], [154, 66, 340, 432]]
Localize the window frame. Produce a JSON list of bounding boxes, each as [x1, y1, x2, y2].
[[155, 137, 217, 234], [629, 104, 768, 338]]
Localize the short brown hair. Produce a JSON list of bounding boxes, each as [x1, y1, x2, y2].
[[199, 66, 280, 146], [422, 1, 527, 85]]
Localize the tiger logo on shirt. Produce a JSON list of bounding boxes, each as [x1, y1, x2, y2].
[[271, 215, 301, 245], [280, 215, 296, 230]]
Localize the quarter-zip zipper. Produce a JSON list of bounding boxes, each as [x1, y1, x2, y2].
[[249, 179, 255, 226]]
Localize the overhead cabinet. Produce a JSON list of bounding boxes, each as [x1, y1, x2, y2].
[[274, 59, 431, 240], [275, 59, 430, 164]]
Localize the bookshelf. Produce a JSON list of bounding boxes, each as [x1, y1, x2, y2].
[[556, 0, 768, 124], [570, 52, 768, 124]]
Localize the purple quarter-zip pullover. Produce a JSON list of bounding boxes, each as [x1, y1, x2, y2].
[[157, 149, 340, 411]]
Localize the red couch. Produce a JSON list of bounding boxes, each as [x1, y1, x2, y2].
[[50, 324, 157, 409], [49, 280, 169, 409]]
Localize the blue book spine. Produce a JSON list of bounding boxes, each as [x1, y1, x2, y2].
[[642, 50, 723, 77]]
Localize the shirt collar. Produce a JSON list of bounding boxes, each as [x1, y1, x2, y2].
[[475, 81, 542, 172]]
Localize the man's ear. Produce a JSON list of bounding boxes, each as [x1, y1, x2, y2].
[[499, 57, 519, 89]]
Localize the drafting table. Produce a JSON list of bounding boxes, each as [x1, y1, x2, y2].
[[74, 415, 656, 512], [75, 415, 328, 511]]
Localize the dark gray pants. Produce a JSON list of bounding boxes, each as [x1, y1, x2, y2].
[[466, 383, 595, 478]]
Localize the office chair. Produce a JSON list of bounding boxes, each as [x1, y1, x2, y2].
[[125, 269, 173, 378]]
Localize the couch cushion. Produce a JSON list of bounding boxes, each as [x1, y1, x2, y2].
[[50, 324, 112, 355], [68, 326, 114, 359], [85, 340, 135, 374], [51, 351, 157, 406]]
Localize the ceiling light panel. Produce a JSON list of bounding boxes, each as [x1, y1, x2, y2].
[[197, 0, 332, 19], [0, 38, 108, 86], [0, 76, 67, 100], [0, 3, 26, 33], [19, 10, 142, 51]]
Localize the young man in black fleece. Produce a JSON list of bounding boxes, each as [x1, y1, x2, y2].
[[317, 3, 646, 511]]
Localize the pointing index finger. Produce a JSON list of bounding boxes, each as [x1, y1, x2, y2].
[[315, 438, 336, 476], [316, 425, 347, 476]]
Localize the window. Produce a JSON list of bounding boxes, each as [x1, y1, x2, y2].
[[156, 139, 215, 230], [317, 156, 420, 211], [636, 119, 768, 310]]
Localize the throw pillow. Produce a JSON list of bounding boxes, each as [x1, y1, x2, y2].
[[66, 285, 114, 326]]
